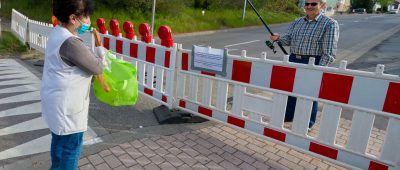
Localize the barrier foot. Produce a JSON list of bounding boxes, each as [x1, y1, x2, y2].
[[33, 60, 44, 67], [153, 105, 208, 124]]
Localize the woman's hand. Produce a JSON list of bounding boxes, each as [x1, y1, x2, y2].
[[270, 33, 280, 41], [95, 46, 107, 60]]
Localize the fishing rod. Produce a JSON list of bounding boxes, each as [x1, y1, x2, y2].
[[246, 0, 288, 55]]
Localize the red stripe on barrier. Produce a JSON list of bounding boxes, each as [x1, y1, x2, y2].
[[227, 116, 245, 128], [264, 127, 286, 142], [319, 73, 353, 104], [164, 51, 171, 68], [182, 53, 189, 71], [179, 100, 186, 108], [146, 47, 156, 63], [130, 43, 138, 58], [368, 161, 388, 170], [162, 95, 167, 103], [309, 142, 338, 159], [270, 66, 296, 92], [232, 60, 252, 83], [383, 82, 400, 115], [144, 87, 153, 96], [116, 40, 123, 53], [198, 106, 212, 117], [104, 37, 110, 49], [201, 71, 216, 76]]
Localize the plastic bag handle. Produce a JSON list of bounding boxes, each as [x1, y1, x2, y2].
[[110, 80, 128, 92], [93, 29, 110, 92]]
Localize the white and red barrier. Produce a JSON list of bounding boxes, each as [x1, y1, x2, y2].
[[175, 47, 400, 169], [11, 9, 29, 44], [27, 20, 53, 53], [10, 9, 400, 169]]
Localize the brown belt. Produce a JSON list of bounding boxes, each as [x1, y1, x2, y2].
[[292, 54, 320, 60]]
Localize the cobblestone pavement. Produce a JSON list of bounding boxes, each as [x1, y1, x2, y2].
[[77, 116, 386, 170]]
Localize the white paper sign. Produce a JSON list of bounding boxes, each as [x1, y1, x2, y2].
[[192, 45, 226, 75]]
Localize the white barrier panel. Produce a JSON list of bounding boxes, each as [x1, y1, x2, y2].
[[176, 45, 400, 170], [27, 20, 53, 53], [99, 33, 177, 109], [11, 9, 29, 44]]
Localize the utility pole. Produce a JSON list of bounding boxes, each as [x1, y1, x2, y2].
[[151, 0, 156, 36], [242, 0, 246, 20], [298, 0, 305, 8], [0, 0, 2, 37]]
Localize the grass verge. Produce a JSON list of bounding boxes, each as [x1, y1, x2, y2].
[[0, 31, 28, 55], [1, 1, 301, 34]]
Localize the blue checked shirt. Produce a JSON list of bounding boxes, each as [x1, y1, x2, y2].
[[279, 14, 339, 66]]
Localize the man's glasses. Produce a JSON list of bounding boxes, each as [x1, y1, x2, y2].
[[305, 2, 319, 6]]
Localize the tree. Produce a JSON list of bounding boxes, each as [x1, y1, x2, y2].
[[351, 0, 374, 13], [376, 0, 395, 12]]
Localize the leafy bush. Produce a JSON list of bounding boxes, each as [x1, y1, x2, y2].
[[1, 0, 301, 34], [97, 0, 152, 13], [156, 0, 186, 16], [0, 32, 28, 54]]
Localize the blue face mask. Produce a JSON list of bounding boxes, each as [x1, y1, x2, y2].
[[76, 19, 90, 35]]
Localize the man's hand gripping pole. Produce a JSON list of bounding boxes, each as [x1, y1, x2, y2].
[[246, 0, 288, 55]]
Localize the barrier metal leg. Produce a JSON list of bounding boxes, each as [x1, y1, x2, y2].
[[153, 105, 208, 124]]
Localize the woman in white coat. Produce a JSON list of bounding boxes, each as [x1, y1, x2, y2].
[[41, 0, 104, 169]]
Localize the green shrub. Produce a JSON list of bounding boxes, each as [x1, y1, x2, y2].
[[1, 0, 302, 34], [0, 32, 28, 54]]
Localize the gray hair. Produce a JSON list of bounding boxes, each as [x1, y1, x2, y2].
[[320, 0, 326, 2]]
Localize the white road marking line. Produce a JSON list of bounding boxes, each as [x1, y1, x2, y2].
[[196, 44, 207, 47], [0, 134, 51, 160], [0, 79, 39, 86], [0, 84, 40, 94], [0, 91, 40, 104], [224, 40, 260, 48], [0, 102, 41, 118], [83, 137, 103, 145], [0, 131, 102, 160], [0, 72, 31, 80], [0, 117, 47, 136]]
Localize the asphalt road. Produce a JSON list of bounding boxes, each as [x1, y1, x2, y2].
[[174, 14, 400, 65], [348, 28, 400, 76]]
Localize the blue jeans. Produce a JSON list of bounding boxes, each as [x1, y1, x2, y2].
[[51, 132, 84, 170], [285, 54, 320, 128]]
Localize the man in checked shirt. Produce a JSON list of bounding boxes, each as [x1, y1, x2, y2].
[[270, 0, 339, 129]]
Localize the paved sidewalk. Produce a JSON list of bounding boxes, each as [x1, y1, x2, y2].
[[77, 117, 386, 170]]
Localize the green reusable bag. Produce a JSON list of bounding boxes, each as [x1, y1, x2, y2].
[[93, 52, 138, 106]]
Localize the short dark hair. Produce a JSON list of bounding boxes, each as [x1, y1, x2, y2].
[[52, 0, 94, 23]]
